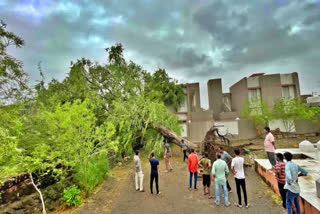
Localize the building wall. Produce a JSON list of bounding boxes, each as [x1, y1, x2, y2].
[[292, 72, 301, 97], [260, 74, 283, 108], [188, 111, 214, 142], [222, 93, 232, 112], [180, 123, 188, 138], [215, 120, 239, 135], [207, 79, 223, 118], [294, 120, 320, 134], [186, 83, 201, 112], [269, 119, 296, 133], [230, 78, 248, 114], [238, 119, 258, 139]]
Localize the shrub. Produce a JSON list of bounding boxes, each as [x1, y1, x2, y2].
[[63, 185, 82, 206], [74, 152, 109, 194]]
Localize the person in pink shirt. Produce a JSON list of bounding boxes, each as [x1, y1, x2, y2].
[[263, 127, 276, 166]]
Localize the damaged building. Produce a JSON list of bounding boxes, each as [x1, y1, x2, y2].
[[173, 72, 320, 142]]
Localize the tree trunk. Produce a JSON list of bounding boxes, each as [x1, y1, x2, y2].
[[155, 125, 196, 150], [29, 173, 46, 214]]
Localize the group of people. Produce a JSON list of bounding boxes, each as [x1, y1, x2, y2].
[[263, 126, 308, 214], [133, 140, 172, 195], [134, 127, 309, 214], [187, 145, 248, 208]]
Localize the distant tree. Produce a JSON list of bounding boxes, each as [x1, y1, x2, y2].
[[272, 98, 320, 132], [0, 20, 29, 104]]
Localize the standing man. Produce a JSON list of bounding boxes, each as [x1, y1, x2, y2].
[[198, 152, 212, 198], [134, 150, 144, 192], [188, 148, 199, 190], [231, 149, 249, 208], [284, 152, 308, 214], [275, 153, 287, 209], [164, 139, 173, 172], [211, 154, 231, 207], [181, 139, 188, 162], [263, 127, 276, 167], [149, 152, 161, 195], [217, 147, 232, 192]]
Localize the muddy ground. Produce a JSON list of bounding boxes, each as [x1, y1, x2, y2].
[[57, 148, 285, 214]]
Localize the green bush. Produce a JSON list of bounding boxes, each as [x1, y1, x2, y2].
[[63, 185, 82, 206], [74, 152, 109, 194]]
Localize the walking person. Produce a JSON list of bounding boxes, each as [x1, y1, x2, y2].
[[188, 148, 199, 190], [164, 139, 173, 172], [149, 152, 161, 195], [263, 127, 276, 167], [284, 152, 308, 214], [198, 152, 212, 199], [275, 153, 287, 209], [181, 139, 188, 162], [134, 150, 144, 192], [217, 147, 232, 192], [211, 154, 231, 207], [231, 149, 249, 208]]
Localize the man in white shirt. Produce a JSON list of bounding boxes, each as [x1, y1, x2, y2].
[[134, 150, 144, 192], [231, 148, 249, 208]]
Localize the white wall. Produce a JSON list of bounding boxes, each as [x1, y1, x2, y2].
[[180, 123, 187, 137], [269, 119, 296, 132], [178, 97, 188, 112], [177, 114, 187, 120], [281, 86, 295, 98], [215, 121, 239, 135]]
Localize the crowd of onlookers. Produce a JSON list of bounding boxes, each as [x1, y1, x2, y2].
[[133, 126, 308, 214]]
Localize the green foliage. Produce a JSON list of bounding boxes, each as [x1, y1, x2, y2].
[[0, 105, 24, 179], [144, 69, 185, 111], [272, 98, 320, 132], [74, 152, 109, 195], [0, 39, 183, 205], [108, 95, 181, 157], [0, 20, 29, 103], [63, 185, 82, 206], [241, 97, 271, 130], [19, 99, 118, 182]]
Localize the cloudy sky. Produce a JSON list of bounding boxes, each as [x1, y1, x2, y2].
[[1, 0, 320, 108]]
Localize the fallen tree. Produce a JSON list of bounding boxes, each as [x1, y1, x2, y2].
[[155, 125, 196, 150], [156, 124, 253, 163]]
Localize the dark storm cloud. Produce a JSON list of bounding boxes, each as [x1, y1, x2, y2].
[[1, 0, 320, 107]]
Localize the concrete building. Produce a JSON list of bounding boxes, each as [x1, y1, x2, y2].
[[174, 72, 319, 141], [173, 83, 214, 143]]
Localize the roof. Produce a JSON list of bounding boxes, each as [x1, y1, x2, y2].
[[249, 73, 265, 77]]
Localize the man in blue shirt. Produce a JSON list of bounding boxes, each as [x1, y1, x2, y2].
[[283, 152, 308, 214], [149, 152, 161, 195]]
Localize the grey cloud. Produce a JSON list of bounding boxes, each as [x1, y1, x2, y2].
[[1, 0, 320, 105], [160, 47, 210, 69], [303, 13, 320, 25]]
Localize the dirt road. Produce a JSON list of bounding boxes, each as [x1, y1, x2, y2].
[[66, 150, 285, 214], [111, 157, 284, 214]]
